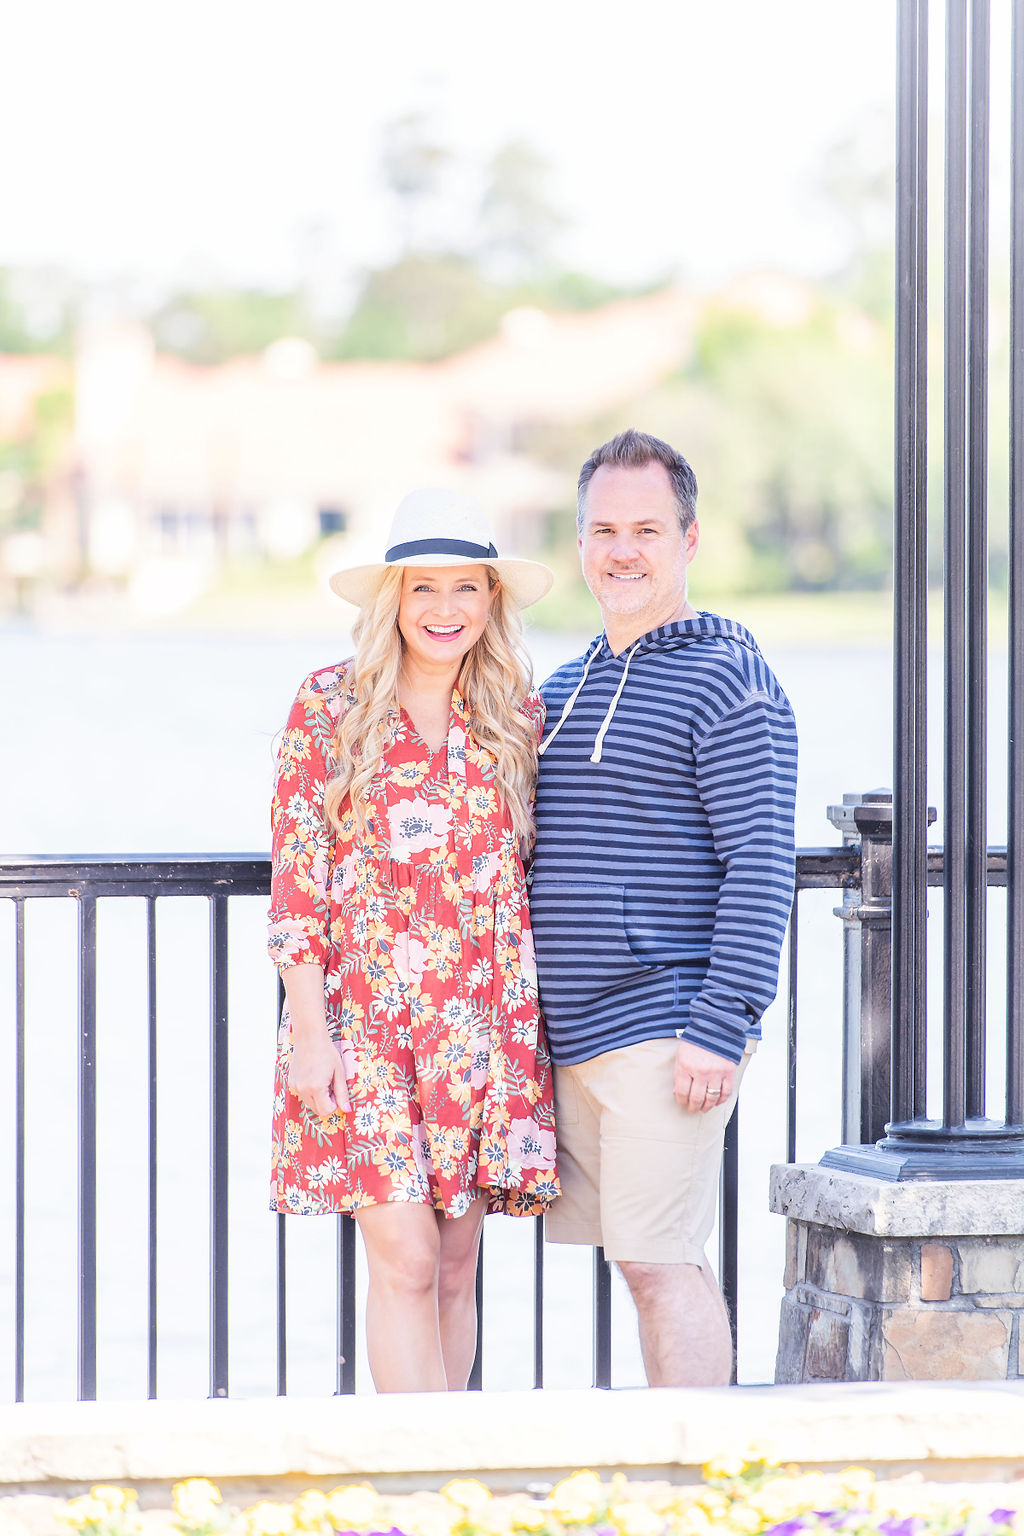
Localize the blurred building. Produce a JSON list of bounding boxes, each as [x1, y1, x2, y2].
[[1, 287, 696, 610]]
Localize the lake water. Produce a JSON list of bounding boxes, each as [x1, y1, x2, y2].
[[0, 620, 1012, 1400]]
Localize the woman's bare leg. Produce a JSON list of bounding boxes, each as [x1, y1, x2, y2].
[[354, 1203, 446, 1392], [435, 1195, 487, 1389]]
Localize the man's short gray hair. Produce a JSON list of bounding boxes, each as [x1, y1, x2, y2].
[[576, 429, 698, 534]]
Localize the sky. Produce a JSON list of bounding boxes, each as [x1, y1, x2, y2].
[[2, 0, 906, 299]]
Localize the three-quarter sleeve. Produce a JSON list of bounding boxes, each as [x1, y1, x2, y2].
[[267, 674, 337, 971]]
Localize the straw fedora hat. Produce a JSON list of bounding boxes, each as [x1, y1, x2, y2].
[[329, 488, 553, 609]]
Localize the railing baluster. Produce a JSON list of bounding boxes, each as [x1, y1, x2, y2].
[[533, 1213, 544, 1389], [276, 1215, 287, 1396], [468, 1230, 484, 1391], [78, 895, 98, 1401], [592, 1247, 611, 1389], [944, 0, 970, 1130], [146, 896, 158, 1400], [786, 900, 799, 1164], [893, 0, 931, 1126], [276, 976, 287, 1396], [336, 1214, 356, 1394], [721, 1098, 740, 1379], [965, 0, 991, 1117], [14, 898, 25, 1404], [1008, 0, 1024, 1126], [209, 896, 229, 1397]]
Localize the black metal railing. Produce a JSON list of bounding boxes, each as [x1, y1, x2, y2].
[[2, 828, 1012, 1401], [1, 843, 854, 1402]]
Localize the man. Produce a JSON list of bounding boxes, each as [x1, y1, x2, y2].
[[530, 429, 797, 1387]]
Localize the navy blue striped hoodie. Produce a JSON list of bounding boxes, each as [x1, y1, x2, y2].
[[532, 614, 798, 1066]]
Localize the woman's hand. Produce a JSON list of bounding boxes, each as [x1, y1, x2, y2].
[[288, 1032, 351, 1116], [282, 961, 351, 1116]]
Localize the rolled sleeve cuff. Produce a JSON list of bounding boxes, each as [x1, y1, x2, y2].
[[267, 921, 329, 971], [679, 998, 751, 1065]]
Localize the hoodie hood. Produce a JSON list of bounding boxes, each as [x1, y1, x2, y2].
[[539, 611, 764, 764]]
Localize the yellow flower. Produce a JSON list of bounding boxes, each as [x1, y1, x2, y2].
[[702, 1458, 747, 1482], [404, 1510, 461, 1536], [90, 1489, 138, 1513], [60, 1497, 111, 1529], [511, 1505, 548, 1532], [837, 1468, 875, 1502], [676, 1512, 713, 1536], [173, 1480, 223, 1527], [291, 1492, 330, 1531], [695, 1491, 729, 1517], [244, 1502, 295, 1536], [325, 1486, 379, 1531], [550, 1471, 605, 1524], [609, 1500, 663, 1536], [723, 1507, 761, 1535], [741, 1443, 775, 1467], [441, 1481, 493, 1512]]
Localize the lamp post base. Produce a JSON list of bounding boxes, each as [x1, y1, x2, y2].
[[820, 1119, 1024, 1181]]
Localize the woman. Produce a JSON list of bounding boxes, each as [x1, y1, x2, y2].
[[267, 487, 559, 1393]]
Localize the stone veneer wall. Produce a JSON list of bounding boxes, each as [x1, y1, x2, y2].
[[771, 1165, 1024, 1383]]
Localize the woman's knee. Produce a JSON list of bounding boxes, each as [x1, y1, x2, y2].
[[437, 1245, 479, 1307], [359, 1214, 440, 1296]]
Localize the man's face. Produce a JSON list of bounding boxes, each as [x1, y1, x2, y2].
[[578, 462, 699, 625]]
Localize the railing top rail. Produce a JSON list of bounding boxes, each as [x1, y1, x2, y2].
[[0, 845, 1010, 899], [0, 854, 271, 899]]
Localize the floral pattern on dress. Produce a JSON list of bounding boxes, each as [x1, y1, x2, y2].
[[267, 664, 559, 1219]]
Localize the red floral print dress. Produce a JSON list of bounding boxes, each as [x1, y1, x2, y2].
[[267, 663, 559, 1219]]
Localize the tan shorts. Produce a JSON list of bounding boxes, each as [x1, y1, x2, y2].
[[545, 1037, 754, 1265]]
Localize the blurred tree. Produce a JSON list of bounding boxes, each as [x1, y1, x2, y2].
[[330, 254, 502, 362], [0, 267, 78, 353], [150, 287, 317, 363], [0, 383, 74, 534], [686, 295, 893, 591], [477, 139, 565, 281], [333, 126, 631, 361], [380, 112, 452, 254], [815, 124, 894, 319]]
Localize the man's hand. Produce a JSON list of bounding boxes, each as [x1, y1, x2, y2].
[[673, 1038, 736, 1114]]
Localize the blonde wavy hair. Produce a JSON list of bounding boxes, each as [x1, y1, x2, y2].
[[323, 565, 539, 847]]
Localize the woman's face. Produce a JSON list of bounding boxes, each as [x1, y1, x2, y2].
[[397, 564, 495, 673]]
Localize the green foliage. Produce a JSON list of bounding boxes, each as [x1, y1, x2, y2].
[[150, 287, 317, 364], [331, 254, 507, 362], [0, 383, 74, 532], [686, 296, 894, 591]]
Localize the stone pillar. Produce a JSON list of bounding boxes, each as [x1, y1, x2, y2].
[[772, 1164, 1024, 1381]]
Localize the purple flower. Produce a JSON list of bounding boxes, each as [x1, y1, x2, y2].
[[763, 1522, 808, 1536], [879, 1519, 922, 1536], [989, 1515, 1017, 1528]]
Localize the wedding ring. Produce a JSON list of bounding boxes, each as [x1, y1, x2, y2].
[[706, 1088, 722, 1097]]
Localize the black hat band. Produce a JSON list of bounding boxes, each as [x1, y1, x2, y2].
[[385, 537, 499, 562]]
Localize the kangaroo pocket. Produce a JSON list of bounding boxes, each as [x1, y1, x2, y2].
[[530, 880, 654, 1019]]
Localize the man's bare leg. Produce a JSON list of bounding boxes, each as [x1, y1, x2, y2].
[[617, 1257, 732, 1387]]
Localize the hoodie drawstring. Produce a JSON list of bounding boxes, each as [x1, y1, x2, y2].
[[538, 641, 640, 765], [537, 645, 599, 757], [590, 643, 639, 763]]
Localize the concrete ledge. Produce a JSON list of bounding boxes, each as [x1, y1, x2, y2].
[[770, 1163, 1024, 1237], [4, 1383, 1024, 1494]]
